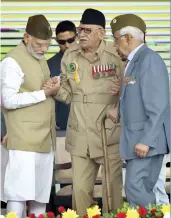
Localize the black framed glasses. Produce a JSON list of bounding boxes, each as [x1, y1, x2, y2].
[[77, 27, 102, 35], [57, 36, 76, 45]]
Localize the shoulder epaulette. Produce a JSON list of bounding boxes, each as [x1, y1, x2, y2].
[[64, 43, 80, 56]]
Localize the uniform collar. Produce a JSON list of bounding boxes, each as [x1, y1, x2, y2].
[[79, 40, 105, 59]]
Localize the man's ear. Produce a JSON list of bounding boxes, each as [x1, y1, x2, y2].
[[23, 33, 30, 44]]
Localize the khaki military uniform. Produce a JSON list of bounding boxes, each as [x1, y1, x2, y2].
[[55, 40, 123, 215]]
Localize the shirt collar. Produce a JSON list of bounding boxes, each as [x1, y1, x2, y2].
[[127, 43, 144, 62], [79, 40, 105, 58]]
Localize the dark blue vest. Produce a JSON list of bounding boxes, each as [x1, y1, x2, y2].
[[48, 52, 70, 130]]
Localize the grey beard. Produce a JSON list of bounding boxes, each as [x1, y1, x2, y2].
[[26, 44, 44, 60]]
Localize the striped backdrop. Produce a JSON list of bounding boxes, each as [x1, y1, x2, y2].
[[1, 1, 170, 80]]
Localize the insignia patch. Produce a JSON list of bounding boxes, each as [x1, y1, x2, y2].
[[67, 62, 78, 73], [112, 19, 117, 23], [67, 62, 80, 84], [123, 76, 136, 85]]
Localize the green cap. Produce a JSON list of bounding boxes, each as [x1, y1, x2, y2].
[[26, 14, 52, 40], [110, 14, 146, 34]]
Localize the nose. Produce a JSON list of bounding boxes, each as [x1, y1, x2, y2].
[[79, 29, 86, 37], [65, 42, 69, 48]]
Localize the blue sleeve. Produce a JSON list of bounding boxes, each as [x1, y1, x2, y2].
[[139, 52, 170, 148], [1, 112, 7, 140]]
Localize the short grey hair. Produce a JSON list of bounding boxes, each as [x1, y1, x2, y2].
[[120, 26, 144, 42]]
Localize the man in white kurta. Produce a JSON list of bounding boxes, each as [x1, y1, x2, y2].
[[1, 15, 60, 218]]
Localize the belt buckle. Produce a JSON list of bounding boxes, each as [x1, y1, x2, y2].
[[83, 94, 87, 103]]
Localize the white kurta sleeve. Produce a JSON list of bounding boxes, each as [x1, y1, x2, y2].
[[1, 57, 46, 110]]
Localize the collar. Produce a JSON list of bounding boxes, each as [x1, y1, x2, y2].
[[127, 43, 144, 62], [79, 40, 105, 58]]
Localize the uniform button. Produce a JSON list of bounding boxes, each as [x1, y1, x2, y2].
[[86, 130, 89, 133]]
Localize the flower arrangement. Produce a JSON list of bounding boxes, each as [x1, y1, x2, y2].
[[0, 212, 55, 218], [56, 204, 170, 218], [2, 203, 170, 218]]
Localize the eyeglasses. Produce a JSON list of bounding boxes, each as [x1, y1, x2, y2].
[[113, 34, 129, 42], [113, 35, 125, 41], [57, 36, 76, 45], [77, 27, 101, 35]]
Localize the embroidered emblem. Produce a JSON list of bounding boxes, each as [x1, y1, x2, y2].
[[67, 62, 80, 84], [112, 19, 117, 23], [67, 62, 78, 73], [123, 76, 136, 85]]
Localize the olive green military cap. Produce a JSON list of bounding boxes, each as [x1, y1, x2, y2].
[[26, 14, 52, 40], [110, 14, 146, 34]]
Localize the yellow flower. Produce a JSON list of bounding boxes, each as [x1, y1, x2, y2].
[[87, 205, 101, 218], [161, 204, 170, 214], [126, 208, 140, 218], [62, 209, 79, 218], [6, 212, 18, 218]]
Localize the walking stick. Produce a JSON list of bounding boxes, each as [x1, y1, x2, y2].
[[101, 115, 112, 213]]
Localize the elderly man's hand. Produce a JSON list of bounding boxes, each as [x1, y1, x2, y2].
[[135, 143, 150, 158], [107, 107, 119, 123], [43, 77, 60, 97], [110, 77, 121, 96], [52, 76, 60, 84], [43, 78, 54, 90]]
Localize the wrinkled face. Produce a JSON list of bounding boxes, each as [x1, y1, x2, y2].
[[77, 24, 105, 50], [113, 30, 130, 58], [24, 34, 51, 59], [56, 31, 77, 53]]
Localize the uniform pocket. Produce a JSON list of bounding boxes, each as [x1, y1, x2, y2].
[[96, 116, 121, 146], [105, 119, 121, 145]]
